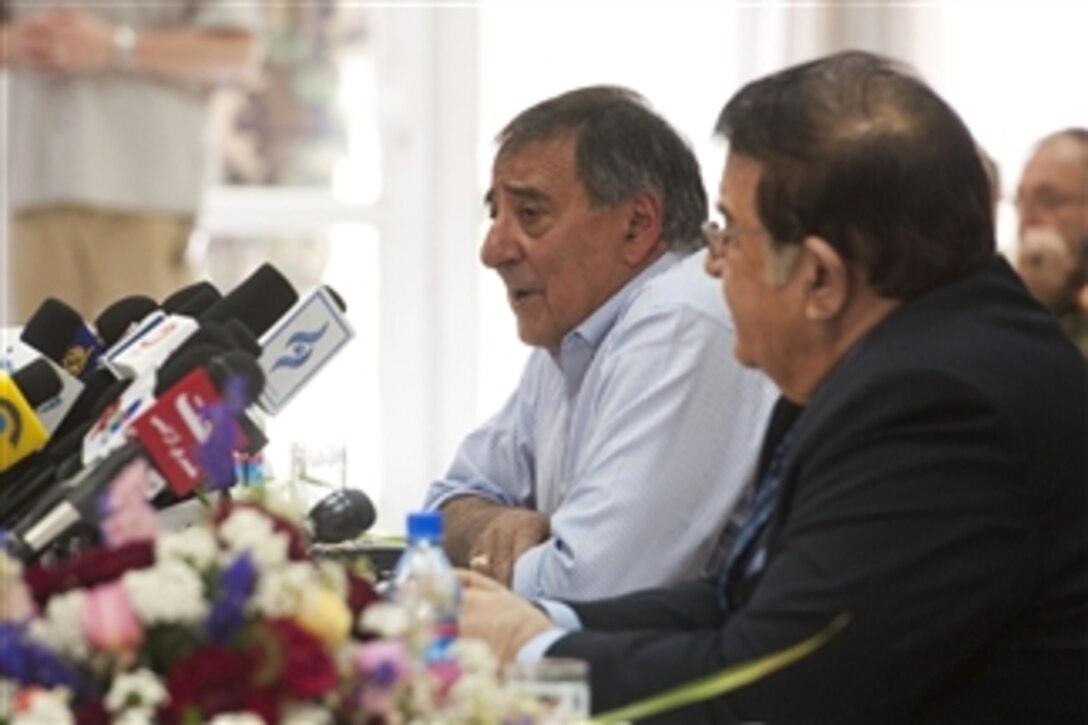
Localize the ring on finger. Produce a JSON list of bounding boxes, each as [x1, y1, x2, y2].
[[469, 554, 490, 571]]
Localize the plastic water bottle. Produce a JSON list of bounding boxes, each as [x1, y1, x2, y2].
[[388, 511, 461, 663]]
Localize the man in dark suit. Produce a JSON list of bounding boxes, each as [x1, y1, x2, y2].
[[459, 50, 1088, 722]]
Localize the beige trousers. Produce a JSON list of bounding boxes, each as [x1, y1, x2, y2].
[[5, 205, 196, 324]]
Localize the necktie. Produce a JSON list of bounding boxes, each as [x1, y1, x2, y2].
[[717, 432, 792, 614]]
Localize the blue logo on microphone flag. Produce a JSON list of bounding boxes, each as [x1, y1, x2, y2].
[[257, 288, 354, 414]]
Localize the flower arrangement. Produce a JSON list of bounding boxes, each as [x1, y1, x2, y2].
[[0, 459, 540, 725]]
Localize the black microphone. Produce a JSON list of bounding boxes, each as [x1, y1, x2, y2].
[[94, 296, 159, 349], [19, 298, 105, 381], [81, 344, 226, 465], [10, 350, 267, 562], [161, 281, 222, 315], [0, 419, 92, 530], [99, 265, 296, 382], [7, 441, 146, 563], [306, 488, 377, 544], [4, 346, 223, 533], [201, 263, 299, 339]]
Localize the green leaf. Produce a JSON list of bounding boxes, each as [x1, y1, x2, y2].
[[593, 612, 850, 723], [142, 623, 201, 673]]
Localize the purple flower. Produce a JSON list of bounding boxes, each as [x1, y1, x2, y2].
[[207, 553, 257, 642], [354, 639, 410, 688], [195, 375, 251, 491], [0, 622, 91, 698]]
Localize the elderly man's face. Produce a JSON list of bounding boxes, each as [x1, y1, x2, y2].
[[1017, 137, 1088, 251], [481, 136, 638, 352], [705, 152, 808, 388]]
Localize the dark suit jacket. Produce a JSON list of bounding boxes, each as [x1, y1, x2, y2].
[[548, 257, 1088, 723]]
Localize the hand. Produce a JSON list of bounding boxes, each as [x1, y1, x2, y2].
[[10, 9, 115, 75], [457, 569, 553, 664], [468, 509, 550, 587], [1015, 226, 1077, 310]]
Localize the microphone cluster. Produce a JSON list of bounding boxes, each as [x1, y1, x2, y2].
[[1, 263, 361, 562]]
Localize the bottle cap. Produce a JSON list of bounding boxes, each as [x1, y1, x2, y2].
[[406, 511, 443, 542]]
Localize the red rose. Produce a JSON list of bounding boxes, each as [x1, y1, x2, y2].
[[24, 541, 155, 608], [163, 645, 260, 724], [248, 618, 339, 699], [74, 699, 110, 725], [347, 569, 381, 627]]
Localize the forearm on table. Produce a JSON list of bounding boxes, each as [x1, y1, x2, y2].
[[440, 495, 509, 566]]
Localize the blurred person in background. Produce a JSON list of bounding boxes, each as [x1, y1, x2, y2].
[[1014, 128, 1088, 357], [1, 2, 261, 323], [426, 86, 778, 600]]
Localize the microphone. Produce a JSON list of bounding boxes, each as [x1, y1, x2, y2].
[[0, 337, 86, 438], [9, 352, 265, 561], [0, 420, 91, 530], [161, 281, 222, 316], [257, 285, 354, 414], [19, 298, 104, 380], [8, 441, 146, 563], [8, 348, 219, 529], [100, 264, 297, 381], [0, 359, 62, 473], [129, 350, 264, 497], [93, 296, 159, 349], [101, 312, 200, 381], [306, 489, 377, 543], [81, 345, 223, 467], [202, 263, 299, 338], [171, 319, 261, 360], [44, 280, 231, 438], [93, 283, 218, 352]]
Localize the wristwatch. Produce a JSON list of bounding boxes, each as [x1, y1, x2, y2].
[[112, 24, 137, 70]]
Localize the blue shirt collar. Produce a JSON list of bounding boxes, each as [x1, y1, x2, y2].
[[554, 250, 684, 395]]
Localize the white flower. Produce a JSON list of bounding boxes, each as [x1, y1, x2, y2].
[[359, 601, 411, 639], [218, 508, 288, 568], [104, 668, 168, 714], [157, 527, 218, 570], [112, 709, 158, 725], [10, 686, 74, 725], [249, 561, 317, 618], [27, 590, 88, 661], [122, 559, 207, 625]]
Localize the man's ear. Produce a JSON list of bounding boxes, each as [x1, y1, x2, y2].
[[621, 190, 666, 266], [801, 235, 850, 320]]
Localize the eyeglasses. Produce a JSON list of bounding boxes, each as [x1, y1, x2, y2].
[[702, 220, 766, 257], [1014, 189, 1087, 212]]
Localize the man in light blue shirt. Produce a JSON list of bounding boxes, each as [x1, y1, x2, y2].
[[425, 86, 776, 600]]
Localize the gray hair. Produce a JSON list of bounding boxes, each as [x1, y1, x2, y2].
[[497, 86, 707, 252]]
